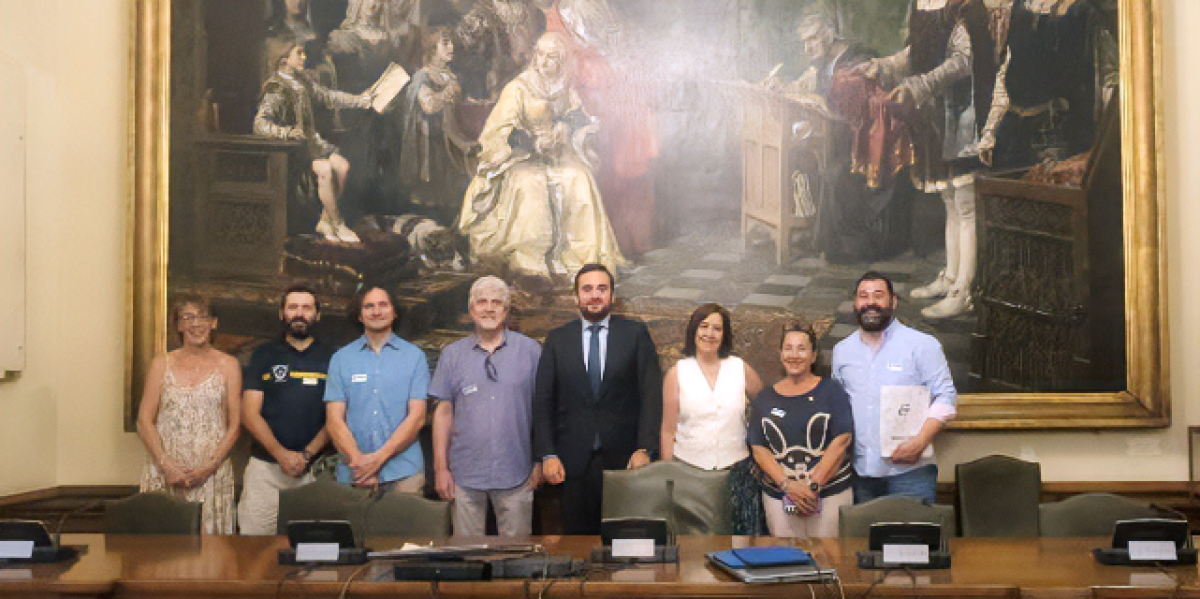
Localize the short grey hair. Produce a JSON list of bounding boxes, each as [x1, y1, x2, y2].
[[468, 275, 511, 308]]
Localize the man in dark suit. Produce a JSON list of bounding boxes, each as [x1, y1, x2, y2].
[[534, 263, 663, 534]]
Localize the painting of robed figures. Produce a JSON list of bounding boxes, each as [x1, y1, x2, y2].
[[147, 0, 1160, 431]]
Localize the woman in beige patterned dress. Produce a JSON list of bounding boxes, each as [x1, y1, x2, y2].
[[137, 295, 241, 534]]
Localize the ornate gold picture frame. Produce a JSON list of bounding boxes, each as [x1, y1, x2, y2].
[[128, 0, 1166, 430]]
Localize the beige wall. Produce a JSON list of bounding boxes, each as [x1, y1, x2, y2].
[[0, 0, 1195, 496], [0, 0, 143, 494]]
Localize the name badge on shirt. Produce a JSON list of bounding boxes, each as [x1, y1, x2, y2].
[[303, 378, 319, 386], [887, 362, 904, 372], [770, 407, 787, 418], [461, 384, 478, 396], [351, 373, 368, 383]]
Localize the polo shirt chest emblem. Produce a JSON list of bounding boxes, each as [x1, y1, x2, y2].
[[271, 364, 289, 383]]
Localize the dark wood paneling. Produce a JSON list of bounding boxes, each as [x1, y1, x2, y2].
[[0, 486, 138, 534]]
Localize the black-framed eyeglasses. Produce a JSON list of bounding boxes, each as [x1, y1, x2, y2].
[[484, 354, 498, 382]]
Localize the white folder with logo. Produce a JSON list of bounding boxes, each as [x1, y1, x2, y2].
[[879, 385, 934, 459]]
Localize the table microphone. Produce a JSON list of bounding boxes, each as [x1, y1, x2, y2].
[[665, 479, 678, 545]]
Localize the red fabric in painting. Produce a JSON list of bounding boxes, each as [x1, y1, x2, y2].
[[829, 71, 913, 189]]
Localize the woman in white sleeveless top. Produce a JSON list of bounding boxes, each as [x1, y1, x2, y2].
[[660, 304, 763, 533]]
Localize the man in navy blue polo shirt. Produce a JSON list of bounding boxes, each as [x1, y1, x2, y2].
[[238, 285, 333, 534], [325, 285, 430, 493], [431, 276, 542, 536]]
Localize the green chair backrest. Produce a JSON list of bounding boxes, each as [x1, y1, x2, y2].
[[602, 460, 732, 535], [362, 492, 452, 537], [104, 491, 202, 535], [276, 479, 370, 535], [1038, 493, 1162, 537], [838, 496, 957, 542], [956, 454, 1041, 537]]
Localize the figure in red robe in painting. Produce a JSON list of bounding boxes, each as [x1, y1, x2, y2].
[[541, 0, 659, 256]]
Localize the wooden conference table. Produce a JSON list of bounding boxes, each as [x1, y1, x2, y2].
[[2, 534, 1199, 597]]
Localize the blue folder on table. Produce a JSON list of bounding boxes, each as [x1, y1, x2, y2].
[[707, 546, 835, 584]]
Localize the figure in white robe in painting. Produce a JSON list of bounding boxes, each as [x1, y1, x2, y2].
[[459, 33, 626, 285]]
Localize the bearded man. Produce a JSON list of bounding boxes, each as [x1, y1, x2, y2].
[[831, 272, 957, 504], [238, 285, 333, 534], [532, 264, 662, 534]]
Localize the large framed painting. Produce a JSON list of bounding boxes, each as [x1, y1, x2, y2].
[[129, 0, 1165, 430]]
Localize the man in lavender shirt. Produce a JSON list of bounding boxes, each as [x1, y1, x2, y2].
[[832, 271, 957, 504], [431, 276, 543, 536]]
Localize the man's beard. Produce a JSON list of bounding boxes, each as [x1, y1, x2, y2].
[[284, 317, 312, 340], [855, 305, 893, 332], [579, 303, 611, 323]]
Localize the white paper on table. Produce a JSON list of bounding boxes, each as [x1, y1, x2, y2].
[[295, 542, 340, 562], [879, 385, 934, 459], [611, 538, 656, 558], [882, 543, 930, 564]]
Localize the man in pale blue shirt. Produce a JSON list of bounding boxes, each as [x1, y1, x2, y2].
[[832, 271, 956, 504], [325, 285, 430, 494]]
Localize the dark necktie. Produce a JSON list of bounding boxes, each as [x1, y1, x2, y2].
[[587, 323, 602, 399]]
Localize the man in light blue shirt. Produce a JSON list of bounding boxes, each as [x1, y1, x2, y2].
[[832, 271, 956, 504], [325, 285, 429, 494]]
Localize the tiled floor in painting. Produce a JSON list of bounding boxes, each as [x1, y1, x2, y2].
[[619, 223, 976, 387]]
